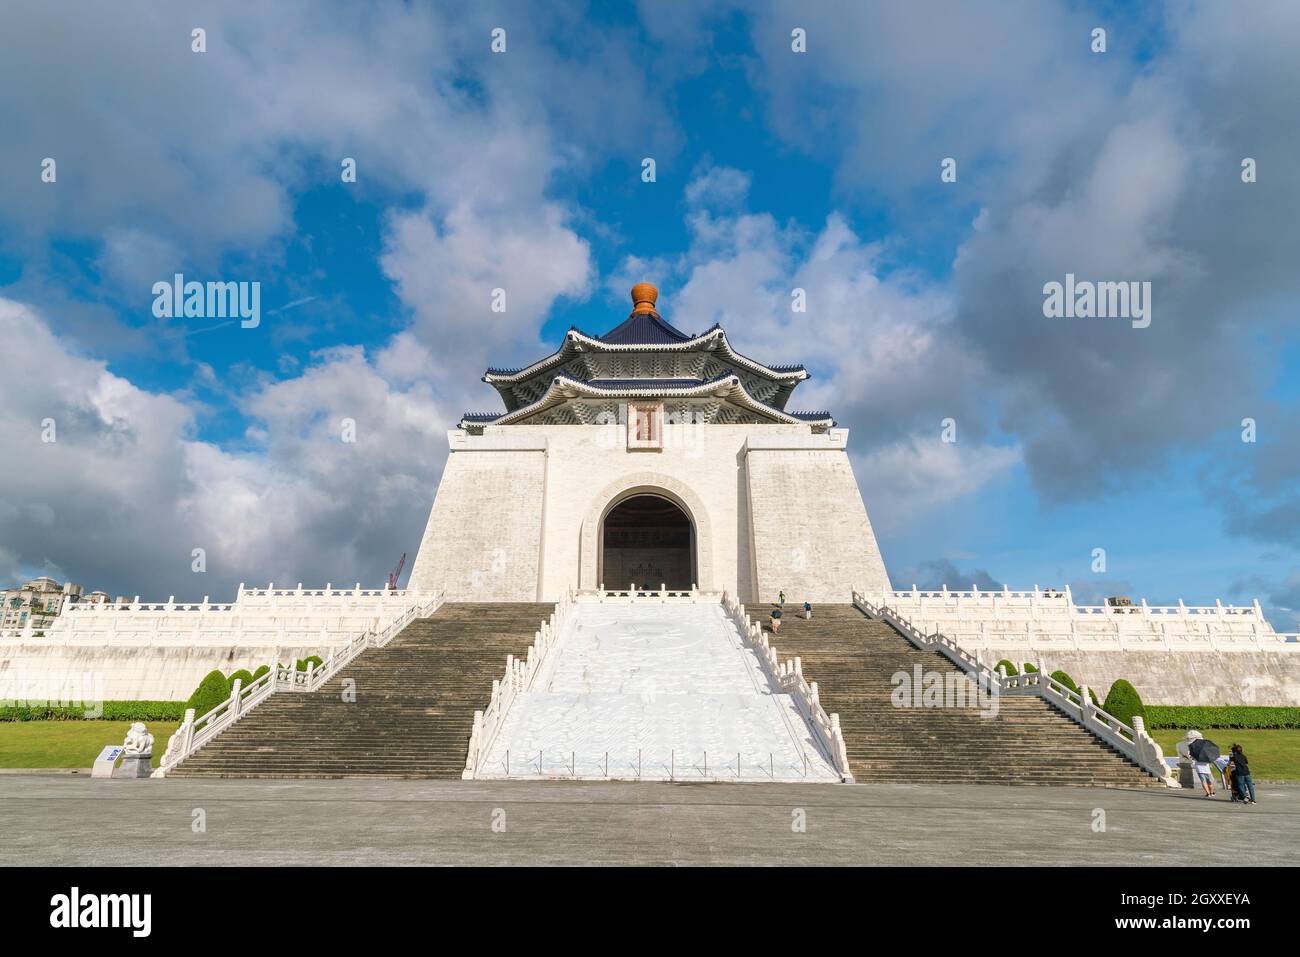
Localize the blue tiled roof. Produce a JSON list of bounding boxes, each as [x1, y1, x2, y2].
[[585, 377, 707, 390], [460, 412, 500, 422], [788, 410, 834, 421], [596, 312, 695, 345]]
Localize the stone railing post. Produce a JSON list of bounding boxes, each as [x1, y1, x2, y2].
[[229, 678, 244, 717]]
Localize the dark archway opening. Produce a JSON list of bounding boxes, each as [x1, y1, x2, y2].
[[600, 494, 695, 590]]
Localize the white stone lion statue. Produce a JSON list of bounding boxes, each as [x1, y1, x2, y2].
[[122, 722, 154, 756]]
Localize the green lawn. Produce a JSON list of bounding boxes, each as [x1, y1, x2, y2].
[[0, 721, 181, 769], [3, 721, 1297, 780], [1151, 728, 1300, 781]]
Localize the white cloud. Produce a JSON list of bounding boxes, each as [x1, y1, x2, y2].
[[379, 202, 593, 392], [0, 0, 636, 594], [742, 0, 1300, 519], [0, 298, 447, 598], [855, 439, 1021, 535]]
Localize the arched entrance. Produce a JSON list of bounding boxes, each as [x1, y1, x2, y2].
[[600, 493, 696, 590]]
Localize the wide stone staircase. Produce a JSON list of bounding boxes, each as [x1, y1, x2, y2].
[[170, 602, 553, 779], [769, 604, 1161, 787]]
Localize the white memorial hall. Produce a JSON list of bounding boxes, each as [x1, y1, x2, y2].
[[3, 284, 1297, 785]]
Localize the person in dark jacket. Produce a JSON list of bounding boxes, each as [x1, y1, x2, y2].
[[1230, 744, 1257, 804]]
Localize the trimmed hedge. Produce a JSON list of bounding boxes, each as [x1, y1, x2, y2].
[[994, 659, 1018, 676], [228, 669, 255, 689], [295, 656, 324, 672], [251, 665, 270, 681], [186, 670, 232, 719], [1143, 706, 1300, 730], [0, 701, 186, 722], [1050, 670, 1098, 705], [1050, 670, 1077, 692], [1103, 679, 1144, 725], [1022, 662, 1038, 674]]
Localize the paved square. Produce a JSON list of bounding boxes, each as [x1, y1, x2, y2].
[[2, 776, 1295, 866]]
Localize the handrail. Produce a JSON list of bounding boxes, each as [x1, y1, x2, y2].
[[486, 746, 832, 782], [722, 594, 854, 783], [577, 585, 723, 602], [152, 593, 442, 776], [462, 589, 575, 778], [852, 592, 1174, 786]]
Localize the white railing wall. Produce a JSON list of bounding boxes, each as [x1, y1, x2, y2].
[[853, 592, 1174, 786], [585, 583, 717, 602], [462, 589, 578, 778], [722, 594, 854, 783], [152, 593, 442, 776], [1, 583, 420, 644], [856, 585, 1297, 654]]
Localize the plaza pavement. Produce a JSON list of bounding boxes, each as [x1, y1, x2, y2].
[[1, 775, 1296, 866]]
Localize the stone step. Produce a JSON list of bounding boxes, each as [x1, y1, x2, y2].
[[763, 604, 1161, 788], [170, 602, 554, 779]]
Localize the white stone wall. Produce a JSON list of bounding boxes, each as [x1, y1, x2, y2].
[[407, 422, 893, 603], [746, 432, 891, 602], [976, 647, 1300, 706], [406, 431, 546, 600], [869, 587, 1300, 705], [872, 587, 1288, 652], [0, 585, 421, 701], [1, 643, 309, 701], [4, 585, 418, 645]]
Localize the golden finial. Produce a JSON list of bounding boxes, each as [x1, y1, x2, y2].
[[630, 282, 659, 316]]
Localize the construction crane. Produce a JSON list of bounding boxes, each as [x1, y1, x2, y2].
[[386, 553, 407, 590]]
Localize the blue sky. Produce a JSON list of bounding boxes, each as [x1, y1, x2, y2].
[[0, 1, 1296, 628]]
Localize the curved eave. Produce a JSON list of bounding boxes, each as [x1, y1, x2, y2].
[[464, 374, 812, 429], [482, 327, 809, 388], [789, 412, 836, 428]]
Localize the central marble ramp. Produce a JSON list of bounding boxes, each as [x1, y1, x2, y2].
[[479, 602, 839, 782]]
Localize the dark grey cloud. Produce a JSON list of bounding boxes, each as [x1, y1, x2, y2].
[[893, 559, 1004, 593], [738, 0, 1300, 548]]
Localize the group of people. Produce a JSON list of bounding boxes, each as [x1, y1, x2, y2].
[[1192, 742, 1258, 804], [768, 591, 812, 632]]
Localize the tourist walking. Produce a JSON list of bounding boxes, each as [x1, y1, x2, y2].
[[770, 605, 782, 633], [1230, 744, 1257, 804], [803, 600, 812, 620], [1176, 730, 1220, 797], [1194, 757, 1215, 797], [778, 590, 786, 607]]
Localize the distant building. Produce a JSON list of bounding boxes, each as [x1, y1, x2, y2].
[[1, 577, 90, 632]]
